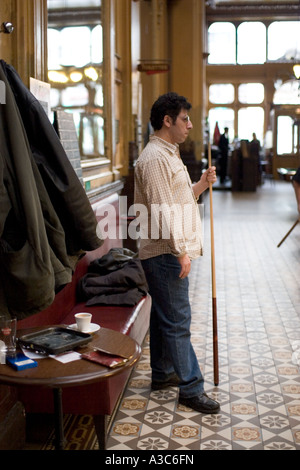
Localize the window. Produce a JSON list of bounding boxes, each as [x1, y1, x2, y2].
[[80, 115, 104, 156], [277, 116, 294, 155], [47, 1, 104, 160], [48, 25, 103, 68], [273, 80, 300, 105], [207, 19, 300, 154], [208, 20, 300, 65], [209, 84, 234, 104], [208, 22, 236, 64], [48, 0, 100, 8], [48, 28, 61, 70], [91, 25, 103, 63], [238, 107, 264, 143], [208, 21, 266, 65], [208, 83, 265, 143], [60, 27, 92, 67], [238, 83, 264, 104], [60, 84, 89, 107], [268, 21, 300, 61], [208, 107, 235, 142], [237, 22, 266, 64]]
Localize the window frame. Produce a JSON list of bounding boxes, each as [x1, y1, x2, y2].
[[208, 19, 300, 66], [207, 81, 266, 144]]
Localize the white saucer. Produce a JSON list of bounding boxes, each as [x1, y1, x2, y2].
[[68, 323, 100, 334]]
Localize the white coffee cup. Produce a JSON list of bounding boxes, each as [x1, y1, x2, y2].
[[75, 312, 92, 332]]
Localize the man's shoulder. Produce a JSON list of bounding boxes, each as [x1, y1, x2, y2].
[[138, 137, 176, 162], [137, 141, 164, 165]]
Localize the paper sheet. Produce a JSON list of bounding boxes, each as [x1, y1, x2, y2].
[[21, 347, 81, 363]]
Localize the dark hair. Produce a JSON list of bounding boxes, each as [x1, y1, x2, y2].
[[150, 92, 192, 131]]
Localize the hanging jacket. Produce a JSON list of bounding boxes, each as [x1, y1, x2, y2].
[[0, 60, 102, 255], [0, 62, 103, 319]]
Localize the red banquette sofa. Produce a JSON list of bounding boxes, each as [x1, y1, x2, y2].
[[6, 192, 151, 450]]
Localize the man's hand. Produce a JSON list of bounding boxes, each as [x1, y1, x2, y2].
[[192, 166, 217, 199], [201, 166, 217, 186], [178, 254, 191, 279]]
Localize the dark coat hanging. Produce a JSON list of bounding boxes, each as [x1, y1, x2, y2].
[[0, 61, 103, 320]]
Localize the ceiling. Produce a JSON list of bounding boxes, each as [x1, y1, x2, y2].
[[209, 1, 299, 4], [206, 1, 300, 20]]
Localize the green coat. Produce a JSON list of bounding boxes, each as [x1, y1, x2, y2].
[[0, 65, 102, 320]]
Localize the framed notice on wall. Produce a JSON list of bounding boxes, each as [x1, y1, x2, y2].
[[30, 77, 51, 119]]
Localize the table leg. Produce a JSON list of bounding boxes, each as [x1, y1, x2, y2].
[[53, 387, 65, 450], [93, 414, 108, 450]]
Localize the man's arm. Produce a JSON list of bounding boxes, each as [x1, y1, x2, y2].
[[177, 166, 217, 279], [192, 166, 217, 200]]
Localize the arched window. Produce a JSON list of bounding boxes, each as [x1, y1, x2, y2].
[[237, 22, 266, 64], [208, 22, 236, 64], [268, 21, 300, 61]]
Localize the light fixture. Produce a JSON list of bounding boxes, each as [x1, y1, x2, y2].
[[48, 70, 68, 84], [70, 71, 83, 83], [84, 67, 98, 81], [293, 64, 300, 80], [48, 64, 102, 87]]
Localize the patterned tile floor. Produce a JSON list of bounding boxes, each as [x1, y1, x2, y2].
[[107, 180, 300, 451]]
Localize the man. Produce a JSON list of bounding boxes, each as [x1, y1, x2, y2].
[[218, 127, 229, 184], [134, 92, 220, 414], [292, 168, 300, 214]]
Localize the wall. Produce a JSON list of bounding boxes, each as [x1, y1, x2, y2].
[[168, 0, 206, 161], [0, 0, 47, 87], [139, 0, 169, 145], [138, 0, 207, 161]]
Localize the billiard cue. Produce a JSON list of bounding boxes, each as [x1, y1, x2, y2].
[[277, 218, 299, 247], [208, 140, 219, 386]]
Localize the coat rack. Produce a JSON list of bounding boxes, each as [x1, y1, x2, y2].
[[0, 22, 14, 34]]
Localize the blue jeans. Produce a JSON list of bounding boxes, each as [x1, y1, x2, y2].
[[141, 254, 204, 398]]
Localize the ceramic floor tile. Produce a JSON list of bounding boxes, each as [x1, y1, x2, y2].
[[106, 181, 300, 451]]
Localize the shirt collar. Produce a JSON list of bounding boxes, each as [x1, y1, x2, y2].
[[149, 135, 180, 156]]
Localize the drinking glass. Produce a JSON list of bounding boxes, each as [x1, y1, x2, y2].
[[0, 317, 17, 358]]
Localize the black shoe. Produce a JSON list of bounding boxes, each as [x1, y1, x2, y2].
[[151, 374, 181, 390], [179, 393, 220, 414]]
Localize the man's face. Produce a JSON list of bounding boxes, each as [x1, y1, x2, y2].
[[169, 109, 193, 145]]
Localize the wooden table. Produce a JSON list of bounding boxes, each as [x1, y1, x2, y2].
[[277, 167, 297, 181], [0, 327, 141, 450]]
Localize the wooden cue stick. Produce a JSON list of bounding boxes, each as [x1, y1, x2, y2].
[[277, 219, 299, 247], [208, 140, 219, 386]]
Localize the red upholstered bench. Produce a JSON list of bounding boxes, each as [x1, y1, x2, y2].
[[16, 192, 151, 449]]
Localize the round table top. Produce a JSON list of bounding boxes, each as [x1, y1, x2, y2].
[[0, 326, 141, 389]]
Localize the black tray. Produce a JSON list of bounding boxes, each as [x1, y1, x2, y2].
[[18, 327, 92, 355]]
